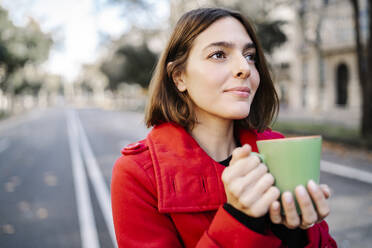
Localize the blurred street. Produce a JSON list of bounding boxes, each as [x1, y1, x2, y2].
[[0, 0, 371, 247], [0, 107, 371, 248]]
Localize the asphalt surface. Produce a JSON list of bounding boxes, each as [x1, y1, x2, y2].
[[0, 107, 371, 248]]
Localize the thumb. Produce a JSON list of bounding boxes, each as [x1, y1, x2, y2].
[[230, 144, 251, 166]]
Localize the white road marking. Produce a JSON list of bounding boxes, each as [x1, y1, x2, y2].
[[321, 160, 372, 184], [75, 111, 118, 248], [66, 111, 100, 248]]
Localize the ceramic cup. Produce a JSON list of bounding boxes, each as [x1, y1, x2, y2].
[[252, 135, 322, 214]]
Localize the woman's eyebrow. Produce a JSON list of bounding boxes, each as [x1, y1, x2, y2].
[[243, 42, 256, 50], [203, 41, 256, 51]]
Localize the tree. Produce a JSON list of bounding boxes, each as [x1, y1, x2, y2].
[[206, 0, 288, 54], [106, 0, 164, 29], [0, 6, 53, 94], [102, 0, 288, 91], [101, 43, 158, 90], [255, 20, 287, 54], [349, 0, 372, 140]]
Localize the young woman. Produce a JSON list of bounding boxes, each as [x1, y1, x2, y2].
[[111, 8, 337, 248]]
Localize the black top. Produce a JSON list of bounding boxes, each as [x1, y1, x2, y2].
[[218, 155, 233, 167], [219, 155, 308, 247]]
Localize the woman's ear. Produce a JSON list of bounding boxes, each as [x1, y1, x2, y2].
[[173, 71, 187, 92], [167, 62, 187, 92]]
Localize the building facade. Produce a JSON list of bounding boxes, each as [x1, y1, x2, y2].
[[273, 0, 368, 116], [170, 0, 369, 125]]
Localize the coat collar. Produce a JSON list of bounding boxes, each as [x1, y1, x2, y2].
[[146, 122, 281, 213]]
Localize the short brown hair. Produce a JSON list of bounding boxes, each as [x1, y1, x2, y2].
[[145, 7, 279, 132]]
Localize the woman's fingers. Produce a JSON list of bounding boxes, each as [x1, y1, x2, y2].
[[222, 156, 260, 184], [239, 173, 275, 208], [222, 146, 261, 185], [269, 201, 282, 224], [229, 163, 268, 197], [222, 145, 281, 218], [319, 184, 331, 199], [307, 180, 330, 220], [267, 182, 331, 229], [281, 192, 300, 229], [229, 144, 251, 165], [295, 185, 318, 229], [249, 186, 280, 217]]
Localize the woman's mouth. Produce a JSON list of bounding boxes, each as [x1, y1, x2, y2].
[[224, 87, 251, 97]]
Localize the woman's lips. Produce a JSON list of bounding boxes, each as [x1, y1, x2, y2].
[[224, 87, 251, 97]]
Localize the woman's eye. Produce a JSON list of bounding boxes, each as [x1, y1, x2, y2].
[[210, 51, 226, 59], [245, 53, 256, 62]]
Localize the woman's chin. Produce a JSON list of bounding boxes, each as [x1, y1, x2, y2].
[[225, 110, 250, 120]]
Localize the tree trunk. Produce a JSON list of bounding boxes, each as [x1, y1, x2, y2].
[[315, 4, 325, 110], [361, 0, 372, 140], [350, 0, 372, 140]]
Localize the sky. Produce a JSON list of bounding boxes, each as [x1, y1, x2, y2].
[[1, 0, 169, 82]]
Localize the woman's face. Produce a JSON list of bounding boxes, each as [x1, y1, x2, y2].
[[175, 17, 260, 122]]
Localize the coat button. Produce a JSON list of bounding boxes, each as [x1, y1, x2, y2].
[[125, 142, 141, 150], [121, 142, 147, 155]]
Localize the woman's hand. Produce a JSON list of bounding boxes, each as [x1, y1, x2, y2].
[[221, 144, 280, 218], [269, 181, 331, 229]]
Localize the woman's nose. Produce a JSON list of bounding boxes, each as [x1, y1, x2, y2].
[[233, 55, 251, 79]]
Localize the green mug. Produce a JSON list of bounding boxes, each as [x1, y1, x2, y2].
[[252, 135, 322, 214]]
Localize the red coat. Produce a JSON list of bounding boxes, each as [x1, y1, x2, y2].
[[111, 122, 337, 247]]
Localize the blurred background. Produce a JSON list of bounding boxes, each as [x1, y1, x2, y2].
[[0, 0, 371, 247]]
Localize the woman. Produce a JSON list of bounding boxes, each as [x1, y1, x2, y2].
[[111, 7, 337, 248]]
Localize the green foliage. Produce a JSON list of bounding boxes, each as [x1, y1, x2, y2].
[[0, 109, 9, 120], [102, 1, 288, 91], [201, 0, 288, 54], [101, 43, 158, 90], [0, 8, 27, 77], [0, 6, 53, 94], [13, 80, 42, 95], [106, 0, 160, 29], [5, 66, 43, 96], [79, 80, 94, 93], [256, 20, 287, 54]]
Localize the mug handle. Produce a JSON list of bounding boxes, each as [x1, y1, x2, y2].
[[251, 152, 265, 163]]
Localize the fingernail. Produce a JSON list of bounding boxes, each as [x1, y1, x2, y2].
[[272, 201, 279, 210], [325, 186, 331, 195], [283, 192, 292, 203], [297, 185, 307, 196], [308, 180, 317, 191]]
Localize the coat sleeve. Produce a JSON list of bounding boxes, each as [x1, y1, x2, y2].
[[111, 155, 285, 248], [196, 206, 282, 247], [305, 220, 338, 248]]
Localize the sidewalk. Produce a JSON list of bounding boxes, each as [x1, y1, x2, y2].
[[277, 106, 360, 129], [275, 106, 372, 163]]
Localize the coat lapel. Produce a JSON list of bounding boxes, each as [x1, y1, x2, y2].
[[147, 123, 226, 213], [146, 122, 278, 213]]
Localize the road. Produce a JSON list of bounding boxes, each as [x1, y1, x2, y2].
[[0, 107, 371, 248]]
